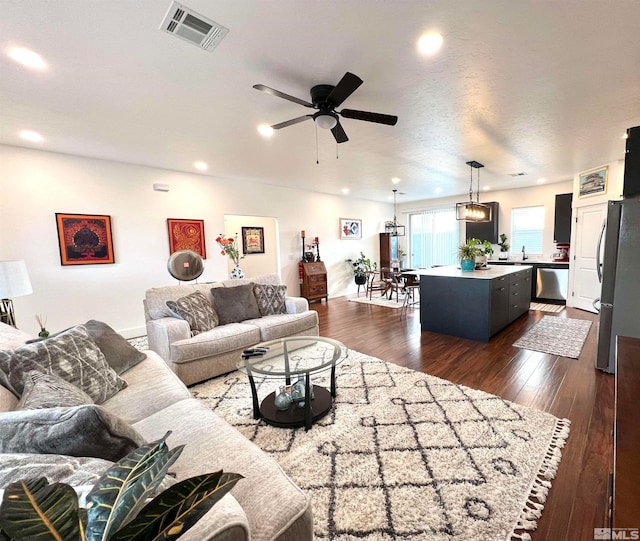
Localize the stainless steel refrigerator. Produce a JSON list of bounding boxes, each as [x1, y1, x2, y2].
[[595, 199, 640, 372]]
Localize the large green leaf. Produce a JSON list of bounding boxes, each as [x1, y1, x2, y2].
[[85, 433, 182, 541], [108, 471, 243, 541], [0, 478, 81, 541]]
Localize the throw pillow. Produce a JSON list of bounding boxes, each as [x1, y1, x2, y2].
[[17, 371, 94, 410], [84, 320, 147, 374], [0, 404, 146, 461], [166, 291, 218, 335], [253, 284, 287, 316], [0, 325, 127, 403], [210, 283, 261, 325]]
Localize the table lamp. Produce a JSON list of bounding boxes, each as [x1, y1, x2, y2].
[[0, 260, 33, 327]]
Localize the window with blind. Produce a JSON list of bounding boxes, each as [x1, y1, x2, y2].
[[409, 207, 459, 268], [510, 206, 545, 255]]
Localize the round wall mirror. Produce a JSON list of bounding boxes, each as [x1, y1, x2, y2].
[[167, 250, 204, 281]]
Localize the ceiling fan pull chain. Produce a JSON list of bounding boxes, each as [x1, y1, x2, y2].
[[336, 141, 339, 160], [316, 122, 319, 164]]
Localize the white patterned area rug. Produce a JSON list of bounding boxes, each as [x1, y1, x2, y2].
[[191, 351, 570, 541], [348, 295, 405, 309], [529, 303, 565, 314], [513, 316, 592, 359]]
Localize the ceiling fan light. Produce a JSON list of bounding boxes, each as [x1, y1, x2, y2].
[[316, 113, 338, 130]]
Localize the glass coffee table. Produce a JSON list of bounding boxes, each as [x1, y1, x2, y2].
[[236, 336, 348, 431]]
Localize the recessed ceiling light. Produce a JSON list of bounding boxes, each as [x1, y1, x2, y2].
[[19, 129, 44, 143], [435, 187, 443, 194], [483, 186, 491, 191], [391, 177, 401, 184], [537, 177, 546, 184], [341, 188, 350, 195], [193, 161, 208, 171], [8, 47, 47, 70], [258, 124, 274, 137], [417, 32, 443, 55]]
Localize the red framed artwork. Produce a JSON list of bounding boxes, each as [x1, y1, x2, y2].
[[55, 213, 115, 265], [167, 218, 207, 258]]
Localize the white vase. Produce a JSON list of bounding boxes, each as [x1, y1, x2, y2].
[[230, 263, 245, 279]]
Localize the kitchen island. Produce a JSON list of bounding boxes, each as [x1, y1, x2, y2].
[[413, 265, 532, 342]]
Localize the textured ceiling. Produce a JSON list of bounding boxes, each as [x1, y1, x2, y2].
[[1, 0, 639, 202]]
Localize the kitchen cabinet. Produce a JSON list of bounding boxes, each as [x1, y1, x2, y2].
[[379, 233, 398, 268], [553, 193, 573, 244], [300, 262, 327, 303], [489, 261, 569, 303], [417, 265, 532, 342], [466, 201, 499, 243]]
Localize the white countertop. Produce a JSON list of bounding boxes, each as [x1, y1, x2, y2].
[[405, 264, 532, 280]]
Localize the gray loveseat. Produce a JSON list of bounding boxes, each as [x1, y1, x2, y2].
[[0, 321, 313, 540], [144, 274, 319, 385]]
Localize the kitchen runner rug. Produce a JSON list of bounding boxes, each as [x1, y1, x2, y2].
[[513, 315, 592, 359], [191, 350, 570, 541], [529, 302, 565, 314]]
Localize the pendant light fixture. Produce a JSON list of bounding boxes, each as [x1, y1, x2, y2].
[[385, 189, 406, 236], [456, 160, 491, 222]]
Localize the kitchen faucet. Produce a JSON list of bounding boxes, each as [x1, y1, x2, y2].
[[522, 245, 528, 261]]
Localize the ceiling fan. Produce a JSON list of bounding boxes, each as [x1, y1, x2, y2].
[[253, 72, 398, 143]]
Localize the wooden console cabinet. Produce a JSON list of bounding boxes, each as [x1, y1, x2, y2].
[[300, 262, 328, 303], [612, 335, 640, 528]]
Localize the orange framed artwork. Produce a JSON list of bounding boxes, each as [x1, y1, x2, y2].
[[55, 213, 115, 265], [167, 218, 207, 258]]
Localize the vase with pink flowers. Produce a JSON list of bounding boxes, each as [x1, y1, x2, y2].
[[216, 233, 245, 279]]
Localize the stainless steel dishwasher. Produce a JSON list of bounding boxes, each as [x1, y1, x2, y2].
[[536, 267, 569, 301]]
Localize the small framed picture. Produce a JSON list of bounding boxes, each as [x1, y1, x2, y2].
[[578, 166, 608, 198], [241, 226, 265, 254], [167, 218, 206, 258], [340, 218, 362, 240], [55, 213, 115, 265]]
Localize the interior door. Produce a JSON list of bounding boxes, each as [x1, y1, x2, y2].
[[568, 203, 606, 312]]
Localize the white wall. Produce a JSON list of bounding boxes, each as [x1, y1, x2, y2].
[[222, 215, 279, 278], [0, 145, 391, 337], [399, 179, 574, 260]]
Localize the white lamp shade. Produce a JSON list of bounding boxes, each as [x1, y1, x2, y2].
[[315, 113, 338, 130], [0, 260, 33, 298]]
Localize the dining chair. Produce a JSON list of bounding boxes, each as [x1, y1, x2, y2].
[[381, 267, 402, 302], [366, 270, 390, 300]]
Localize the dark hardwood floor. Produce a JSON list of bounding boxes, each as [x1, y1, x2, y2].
[[310, 295, 613, 541]]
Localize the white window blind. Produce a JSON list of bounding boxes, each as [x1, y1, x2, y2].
[[510, 206, 545, 255], [409, 207, 459, 268]]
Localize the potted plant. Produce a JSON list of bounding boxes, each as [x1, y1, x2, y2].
[[457, 242, 481, 272], [0, 433, 242, 541], [347, 252, 376, 285], [468, 238, 494, 269], [397, 247, 407, 268], [498, 233, 510, 260]]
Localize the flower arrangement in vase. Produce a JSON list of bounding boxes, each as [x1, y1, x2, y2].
[[216, 234, 245, 278]]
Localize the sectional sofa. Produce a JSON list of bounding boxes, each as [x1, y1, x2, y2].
[[0, 321, 313, 540]]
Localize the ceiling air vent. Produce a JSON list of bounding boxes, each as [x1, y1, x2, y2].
[[159, 1, 229, 51]]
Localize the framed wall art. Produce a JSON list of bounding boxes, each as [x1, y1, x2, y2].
[[241, 226, 265, 254], [340, 218, 362, 240], [55, 213, 115, 266], [167, 218, 207, 258], [578, 165, 608, 198]]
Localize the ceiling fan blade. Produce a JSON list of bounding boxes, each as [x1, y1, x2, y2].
[[253, 84, 314, 108], [326, 72, 363, 107], [340, 108, 398, 126], [272, 115, 313, 130], [331, 121, 349, 144]]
